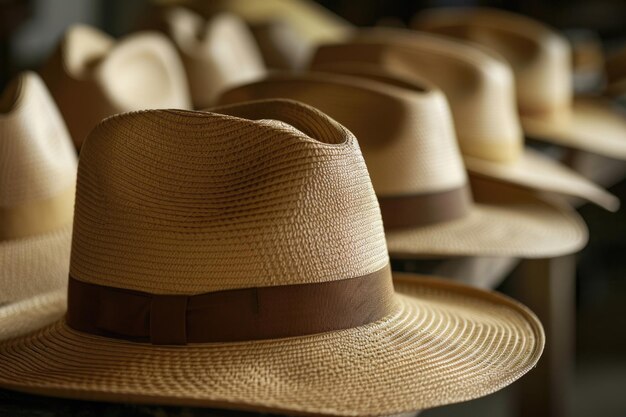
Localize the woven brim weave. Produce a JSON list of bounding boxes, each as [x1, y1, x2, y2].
[[464, 147, 619, 212], [0, 224, 72, 304], [386, 177, 587, 259], [0, 273, 542, 416], [0, 290, 66, 341], [521, 97, 626, 160]]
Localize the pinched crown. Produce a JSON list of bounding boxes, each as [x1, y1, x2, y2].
[[70, 100, 388, 294]]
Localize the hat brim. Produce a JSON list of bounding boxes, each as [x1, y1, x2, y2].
[[464, 147, 619, 211], [0, 273, 542, 416], [0, 224, 72, 304], [521, 96, 626, 160], [0, 290, 66, 341], [386, 177, 587, 258]]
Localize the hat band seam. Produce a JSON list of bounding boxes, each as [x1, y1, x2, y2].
[[66, 265, 396, 345]]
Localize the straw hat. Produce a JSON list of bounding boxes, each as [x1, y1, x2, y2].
[[0, 72, 76, 339], [160, 8, 266, 108], [158, 0, 353, 44], [413, 7, 626, 159], [309, 31, 618, 211], [0, 99, 544, 414], [248, 19, 312, 69], [606, 46, 626, 97], [219, 74, 587, 258], [40, 24, 191, 149]]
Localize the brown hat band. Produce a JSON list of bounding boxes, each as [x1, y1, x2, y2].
[[0, 186, 75, 240], [378, 185, 472, 229], [66, 265, 396, 345]]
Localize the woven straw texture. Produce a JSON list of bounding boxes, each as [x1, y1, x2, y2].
[[0, 289, 66, 341], [219, 72, 467, 196], [314, 30, 523, 164], [72, 100, 387, 293], [162, 8, 266, 108], [311, 34, 619, 210], [388, 177, 587, 258], [40, 24, 191, 149], [0, 72, 75, 304], [414, 7, 626, 159], [219, 74, 588, 258], [0, 274, 544, 416]]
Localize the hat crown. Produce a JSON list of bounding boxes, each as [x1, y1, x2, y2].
[[313, 31, 523, 163], [164, 8, 266, 108], [219, 72, 467, 197], [416, 8, 573, 117], [41, 25, 191, 148], [71, 100, 388, 295], [0, 72, 77, 209]]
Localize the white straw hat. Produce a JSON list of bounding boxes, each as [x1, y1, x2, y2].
[[40, 24, 191, 149], [0, 72, 76, 339], [413, 7, 626, 159], [310, 29, 619, 211], [160, 8, 266, 108], [219, 73, 588, 258], [0, 99, 544, 415]]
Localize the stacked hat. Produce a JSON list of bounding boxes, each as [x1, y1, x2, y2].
[[158, 0, 353, 69], [309, 29, 619, 211], [413, 7, 626, 159], [219, 73, 588, 258], [40, 24, 191, 149], [156, 7, 266, 108], [0, 99, 545, 415], [0, 72, 76, 341]]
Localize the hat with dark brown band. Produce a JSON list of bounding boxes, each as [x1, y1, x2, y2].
[[0, 99, 544, 416]]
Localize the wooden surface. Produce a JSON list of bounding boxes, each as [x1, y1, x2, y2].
[[510, 256, 577, 417]]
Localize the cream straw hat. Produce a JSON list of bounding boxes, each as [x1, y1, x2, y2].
[[156, 0, 353, 70], [0, 72, 76, 340], [310, 29, 619, 211], [159, 8, 266, 108], [0, 99, 545, 415], [219, 74, 587, 258], [40, 24, 191, 150], [413, 7, 626, 159]]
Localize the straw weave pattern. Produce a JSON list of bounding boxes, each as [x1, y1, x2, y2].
[[219, 74, 467, 196], [0, 275, 543, 416], [71, 101, 388, 294], [313, 33, 523, 163], [0, 73, 77, 206]]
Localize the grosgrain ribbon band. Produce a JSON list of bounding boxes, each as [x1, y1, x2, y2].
[[378, 186, 472, 229], [0, 187, 75, 239], [66, 265, 396, 345]]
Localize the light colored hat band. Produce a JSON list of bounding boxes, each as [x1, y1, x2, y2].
[[66, 265, 395, 345], [379, 185, 472, 229], [0, 186, 75, 240]]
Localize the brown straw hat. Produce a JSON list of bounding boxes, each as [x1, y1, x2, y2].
[[219, 74, 587, 258], [40, 24, 191, 149], [606, 46, 626, 97], [0, 72, 76, 340], [413, 7, 626, 159], [0, 99, 544, 415], [159, 8, 266, 108], [310, 29, 619, 211]]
